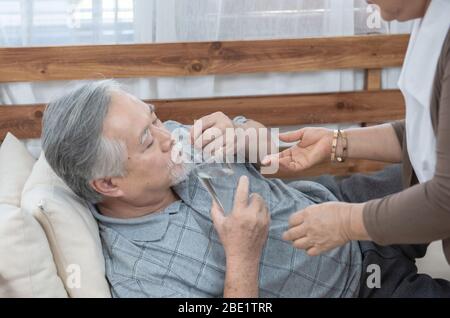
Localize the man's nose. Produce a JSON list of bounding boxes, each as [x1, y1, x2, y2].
[[152, 126, 174, 152]]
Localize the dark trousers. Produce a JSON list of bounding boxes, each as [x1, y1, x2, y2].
[[314, 165, 450, 297]]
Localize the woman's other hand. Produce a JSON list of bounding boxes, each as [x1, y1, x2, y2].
[[283, 202, 369, 256], [261, 127, 333, 172]]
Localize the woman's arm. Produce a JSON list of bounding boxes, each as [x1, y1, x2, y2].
[[363, 46, 450, 245], [343, 123, 403, 163], [261, 121, 403, 173], [247, 119, 403, 165]]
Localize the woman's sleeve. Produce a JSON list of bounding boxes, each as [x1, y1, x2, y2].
[[391, 120, 405, 146], [362, 47, 450, 245]]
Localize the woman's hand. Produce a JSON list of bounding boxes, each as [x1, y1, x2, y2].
[[261, 127, 333, 172], [282, 202, 368, 256], [211, 175, 270, 264]]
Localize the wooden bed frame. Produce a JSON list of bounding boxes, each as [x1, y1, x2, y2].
[[0, 34, 408, 178]]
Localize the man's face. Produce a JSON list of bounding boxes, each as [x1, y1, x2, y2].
[[102, 92, 186, 204]]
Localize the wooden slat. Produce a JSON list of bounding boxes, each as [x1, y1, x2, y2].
[[0, 106, 44, 141], [155, 90, 405, 127], [0, 90, 405, 141], [267, 160, 388, 179], [364, 68, 382, 91], [0, 34, 409, 83]]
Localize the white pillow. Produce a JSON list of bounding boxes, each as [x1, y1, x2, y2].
[[0, 133, 37, 207], [21, 153, 111, 298], [0, 133, 67, 298]]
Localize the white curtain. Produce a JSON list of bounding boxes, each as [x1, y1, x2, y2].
[[146, 0, 357, 99], [0, 0, 413, 155]]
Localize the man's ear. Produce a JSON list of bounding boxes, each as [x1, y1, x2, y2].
[[90, 177, 124, 198]]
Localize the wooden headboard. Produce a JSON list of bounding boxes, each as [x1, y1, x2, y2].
[[0, 34, 408, 177]]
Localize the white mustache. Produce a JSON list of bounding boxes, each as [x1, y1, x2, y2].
[[167, 158, 193, 186]]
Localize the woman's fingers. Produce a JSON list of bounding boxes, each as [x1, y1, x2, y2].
[[279, 129, 305, 143], [261, 146, 294, 166], [260, 155, 273, 166], [262, 145, 309, 170], [288, 210, 306, 227], [305, 247, 321, 257], [282, 225, 307, 241], [292, 237, 315, 250]]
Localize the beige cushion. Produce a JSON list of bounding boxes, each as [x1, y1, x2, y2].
[[0, 133, 67, 298], [0, 133, 37, 207], [21, 153, 111, 298]]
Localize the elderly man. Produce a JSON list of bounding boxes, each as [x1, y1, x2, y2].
[[41, 80, 449, 298]]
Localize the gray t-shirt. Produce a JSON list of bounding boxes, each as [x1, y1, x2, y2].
[[91, 121, 362, 298]]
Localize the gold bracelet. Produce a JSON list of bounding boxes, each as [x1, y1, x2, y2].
[[336, 129, 348, 163], [331, 129, 348, 163], [331, 130, 338, 162]]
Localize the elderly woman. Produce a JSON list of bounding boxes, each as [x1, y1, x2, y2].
[[263, 0, 450, 292]]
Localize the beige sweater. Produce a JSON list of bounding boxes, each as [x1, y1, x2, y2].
[[363, 29, 450, 264]]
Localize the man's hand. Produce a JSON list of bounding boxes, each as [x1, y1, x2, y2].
[[190, 112, 275, 165], [210, 175, 270, 297], [190, 112, 239, 161], [211, 175, 270, 263]]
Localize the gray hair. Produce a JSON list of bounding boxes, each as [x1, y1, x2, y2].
[[42, 80, 128, 203]]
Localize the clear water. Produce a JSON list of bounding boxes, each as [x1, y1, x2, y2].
[[194, 164, 236, 214], [196, 166, 234, 179], [173, 127, 238, 213]]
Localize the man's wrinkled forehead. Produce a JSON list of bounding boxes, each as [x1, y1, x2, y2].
[[103, 93, 149, 140], [127, 93, 155, 114]]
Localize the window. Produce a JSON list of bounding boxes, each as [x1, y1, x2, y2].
[[0, 0, 134, 46]]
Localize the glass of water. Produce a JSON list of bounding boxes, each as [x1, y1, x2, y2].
[[193, 160, 237, 214], [172, 126, 240, 214]]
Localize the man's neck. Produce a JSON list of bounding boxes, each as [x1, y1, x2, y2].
[[97, 188, 180, 219]]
